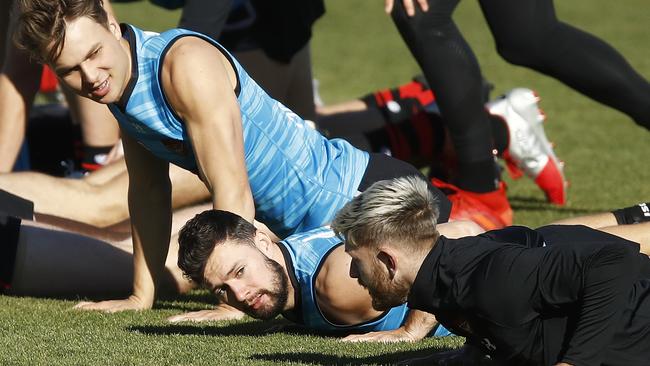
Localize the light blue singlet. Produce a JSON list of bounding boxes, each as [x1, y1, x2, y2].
[[278, 227, 451, 336], [108, 25, 369, 238]]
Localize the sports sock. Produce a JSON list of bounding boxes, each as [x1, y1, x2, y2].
[[489, 114, 509, 156], [456, 158, 500, 193], [612, 203, 650, 225], [81, 145, 113, 172]]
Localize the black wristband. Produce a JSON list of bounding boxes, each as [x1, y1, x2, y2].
[[612, 202, 650, 225]]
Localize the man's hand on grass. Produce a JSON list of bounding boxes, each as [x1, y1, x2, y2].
[[167, 303, 245, 323], [74, 295, 150, 313], [341, 327, 420, 343]]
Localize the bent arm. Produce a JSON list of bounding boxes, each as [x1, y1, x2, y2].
[[124, 133, 172, 309], [74, 133, 172, 312], [162, 37, 254, 222], [343, 309, 440, 343], [0, 3, 41, 172]]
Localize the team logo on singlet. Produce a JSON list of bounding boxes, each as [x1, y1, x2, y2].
[[161, 138, 188, 156]]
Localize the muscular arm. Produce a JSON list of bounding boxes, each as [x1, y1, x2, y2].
[[343, 309, 439, 343], [162, 37, 254, 223], [75, 132, 172, 312]]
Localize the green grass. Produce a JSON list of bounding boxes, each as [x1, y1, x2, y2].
[[2, 0, 649, 364]]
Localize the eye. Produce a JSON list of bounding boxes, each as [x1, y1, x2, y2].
[[90, 47, 101, 58], [214, 287, 226, 297], [57, 68, 74, 78], [236, 267, 245, 278]]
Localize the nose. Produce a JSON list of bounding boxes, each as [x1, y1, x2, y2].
[[79, 61, 99, 85], [228, 281, 249, 303]]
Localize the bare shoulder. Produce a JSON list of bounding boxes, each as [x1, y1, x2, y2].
[[315, 245, 383, 325], [159, 36, 238, 118], [162, 36, 231, 82]]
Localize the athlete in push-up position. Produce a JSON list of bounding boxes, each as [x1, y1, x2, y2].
[[14, 0, 452, 314]]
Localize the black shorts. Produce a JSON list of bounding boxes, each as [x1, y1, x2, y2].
[[358, 153, 451, 223], [0, 214, 20, 292]]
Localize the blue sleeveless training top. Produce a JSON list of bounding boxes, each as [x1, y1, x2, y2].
[[278, 227, 452, 336], [278, 227, 411, 332], [107, 25, 369, 238]]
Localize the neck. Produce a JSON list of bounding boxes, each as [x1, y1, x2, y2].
[[268, 242, 295, 311], [400, 239, 436, 285], [118, 36, 132, 96]]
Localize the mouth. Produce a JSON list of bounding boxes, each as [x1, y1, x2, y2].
[[249, 293, 264, 310], [91, 78, 110, 99]]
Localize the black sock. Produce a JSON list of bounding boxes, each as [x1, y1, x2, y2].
[[612, 203, 650, 225], [82, 145, 113, 171], [456, 158, 500, 193], [489, 114, 509, 156], [0, 215, 21, 292]]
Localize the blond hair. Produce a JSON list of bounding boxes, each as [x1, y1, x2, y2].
[[332, 176, 440, 251]]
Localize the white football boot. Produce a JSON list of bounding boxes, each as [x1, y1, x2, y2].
[[487, 88, 567, 205]]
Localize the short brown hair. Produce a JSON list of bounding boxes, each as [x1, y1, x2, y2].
[[14, 0, 108, 64], [178, 210, 257, 285], [332, 176, 440, 252]]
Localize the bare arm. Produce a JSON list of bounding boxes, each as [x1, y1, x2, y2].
[[0, 2, 40, 172], [75, 132, 172, 312], [342, 309, 439, 343], [162, 37, 255, 223]]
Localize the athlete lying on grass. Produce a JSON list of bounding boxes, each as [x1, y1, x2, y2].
[[332, 176, 650, 364], [2, 190, 648, 343], [170, 203, 650, 343]]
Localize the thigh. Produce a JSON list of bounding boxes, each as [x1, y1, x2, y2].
[[479, 0, 558, 39]]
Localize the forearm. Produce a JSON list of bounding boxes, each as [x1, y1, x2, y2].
[[402, 309, 439, 340], [128, 184, 172, 307], [0, 74, 35, 171], [211, 186, 255, 222]]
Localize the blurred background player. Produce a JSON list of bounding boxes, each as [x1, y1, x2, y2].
[[382, 0, 650, 225], [0, 0, 120, 174]]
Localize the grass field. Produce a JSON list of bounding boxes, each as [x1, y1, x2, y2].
[[1, 0, 649, 365]]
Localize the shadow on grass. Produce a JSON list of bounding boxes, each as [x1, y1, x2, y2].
[[128, 318, 392, 339], [127, 318, 334, 337], [508, 195, 606, 215], [249, 347, 456, 366]]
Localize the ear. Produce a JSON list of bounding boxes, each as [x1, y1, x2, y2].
[[376, 249, 398, 280], [253, 230, 273, 254], [107, 14, 122, 40]]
